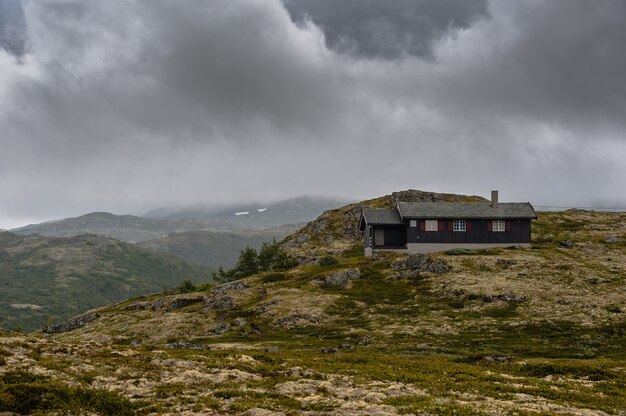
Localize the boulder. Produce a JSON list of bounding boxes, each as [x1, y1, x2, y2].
[[604, 235, 622, 244], [167, 342, 210, 350], [560, 239, 574, 248], [166, 295, 204, 311], [204, 295, 234, 310], [214, 322, 231, 334], [496, 258, 518, 268], [357, 335, 372, 345], [43, 313, 98, 334], [421, 259, 450, 274], [320, 268, 360, 287], [233, 318, 247, 327]]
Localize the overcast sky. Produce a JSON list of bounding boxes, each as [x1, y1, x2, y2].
[[0, 0, 625, 228]]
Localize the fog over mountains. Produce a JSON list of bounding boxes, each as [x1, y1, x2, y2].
[[1, 0, 625, 229]]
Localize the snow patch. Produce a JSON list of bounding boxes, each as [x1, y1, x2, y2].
[[234, 211, 250, 216], [257, 208, 267, 212]]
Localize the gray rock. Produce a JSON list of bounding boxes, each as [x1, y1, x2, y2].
[[130, 340, 141, 347], [496, 258, 518, 268], [320, 268, 361, 287], [214, 322, 231, 334], [166, 296, 204, 311], [339, 343, 355, 350], [560, 239, 574, 248], [421, 259, 450, 274], [204, 295, 234, 310], [43, 313, 98, 334], [265, 346, 279, 353], [124, 301, 150, 311], [151, 298, 167, 311], [604, 235, 622, 244], [167, 342, 210, 350], [483, 355, 510, 362], [233, 318, 247, 327], [357, 336, 372, 345], [391, 253, 428, 270], [213, 280, 249, 295], [320, 347, 339, 354]]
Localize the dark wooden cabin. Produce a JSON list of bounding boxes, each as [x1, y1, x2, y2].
[[358, 191, 537, 255]]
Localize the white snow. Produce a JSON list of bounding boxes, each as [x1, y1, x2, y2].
[[234, 211, 250, 216], [257, 208, 267, 212]]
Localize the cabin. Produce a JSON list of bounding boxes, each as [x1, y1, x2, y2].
[[359, 191, 537, 256]]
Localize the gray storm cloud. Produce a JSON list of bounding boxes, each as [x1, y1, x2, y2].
[[0, 0, 624, 227]]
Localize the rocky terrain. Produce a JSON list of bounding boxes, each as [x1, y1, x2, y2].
[[0, 195, 624, 415]]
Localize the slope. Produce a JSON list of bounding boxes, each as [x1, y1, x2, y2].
[[0, 232, 213, 332], [9, 198, 624, 414], [138, 225, 299, 269]]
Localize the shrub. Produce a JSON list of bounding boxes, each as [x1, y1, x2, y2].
[[176, 279, 197, 293], [319, 256, 338, 266]]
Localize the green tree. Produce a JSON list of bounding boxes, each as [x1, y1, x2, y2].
[[234, 247, 259, 277], [258, 240, 280, 272]]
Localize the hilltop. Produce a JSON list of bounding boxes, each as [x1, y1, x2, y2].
[[1, 193, 623, 415], [0, 232, 213, 332], [281, 189, 487, 258]]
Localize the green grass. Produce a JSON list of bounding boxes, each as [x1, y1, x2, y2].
[[0, 371, 140, 415]]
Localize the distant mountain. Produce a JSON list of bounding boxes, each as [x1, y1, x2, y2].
[[145, 195, 353, 229], [138, 225, 299, 269], [0, 231, 213, 332], [11, 196, 351, 242], [11, 212, 204, 243]]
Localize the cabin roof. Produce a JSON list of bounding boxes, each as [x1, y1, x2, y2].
[[359, 209, 403, 229], [396, 201, 537, 220]]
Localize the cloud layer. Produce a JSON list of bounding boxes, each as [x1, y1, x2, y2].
[[0, 0, 625, 227]]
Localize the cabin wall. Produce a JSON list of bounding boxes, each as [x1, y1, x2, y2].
[[371, 225, 407, 248], [407, 219, 531, 244]]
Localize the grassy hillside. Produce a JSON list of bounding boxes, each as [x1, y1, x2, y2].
[[138, 226, 299, 269], [0, 232, 213, 332], [1, 208, 623, 414]]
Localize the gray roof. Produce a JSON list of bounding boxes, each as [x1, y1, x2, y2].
[[397, 201, 537, 220], [360, 209, 403, 225]]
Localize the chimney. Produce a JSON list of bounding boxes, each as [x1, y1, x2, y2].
[[491, 190, 499, 208]]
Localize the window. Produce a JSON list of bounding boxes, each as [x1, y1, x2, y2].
[[409, 220, 417, 227], [425, 220, 438, 231], [453, 220, 466, 232], [492, 220, 505, 232]]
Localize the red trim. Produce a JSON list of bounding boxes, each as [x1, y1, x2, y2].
[[487, 221, 492, 232], [419, 221, 425, 232], [467, 221, 472, 232], [438, 221, 444, 232], [448, 221, 453, 232], [505, 220, 512, 232]]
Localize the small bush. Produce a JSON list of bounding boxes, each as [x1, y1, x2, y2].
[[176, 279, 197, 293], [319, 256, 338, 266]]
